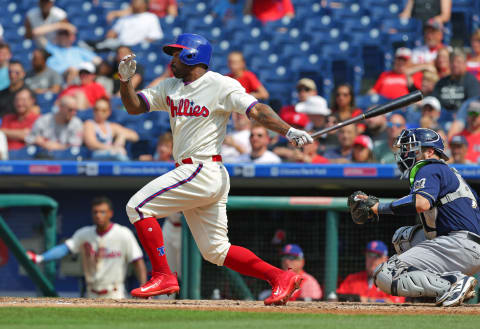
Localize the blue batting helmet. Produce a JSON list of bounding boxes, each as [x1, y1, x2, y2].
[[163, 33, 212, 67], [394, 128, 448, 177]]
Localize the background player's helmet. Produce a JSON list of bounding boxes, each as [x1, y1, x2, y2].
[[163, 33, 212, 67], [394, 128, 448, 177]]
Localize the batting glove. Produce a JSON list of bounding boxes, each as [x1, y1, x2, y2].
[[118, 54, 137, 82], [27, 250, 43, 264], [286, 127, 313, 147]]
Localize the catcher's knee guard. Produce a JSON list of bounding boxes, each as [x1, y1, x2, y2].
[[392, 224, 426, 254], [374, 255, 452, 298]]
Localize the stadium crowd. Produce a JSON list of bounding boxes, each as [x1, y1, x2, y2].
[[0, 0, 479, 165]]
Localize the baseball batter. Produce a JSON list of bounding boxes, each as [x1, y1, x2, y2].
[[27, 196, 147, 298], [118, 33, 313, 305], [348, 128, 480, 306]]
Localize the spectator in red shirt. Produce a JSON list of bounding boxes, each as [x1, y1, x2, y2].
[[337, 240, 405, 303], [245, 0, 294, 23], [369, 47, 422, 99], [460, 101, 480, 163], [259, 244, 322, 302], [226, 51, 269, 100], [59, 62, 108, 110], [0, 88, 39, 150]]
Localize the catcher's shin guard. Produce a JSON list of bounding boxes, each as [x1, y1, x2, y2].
[[374, 256, 452, 298]]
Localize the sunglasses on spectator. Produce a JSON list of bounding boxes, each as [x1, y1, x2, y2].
[[468, 111, 480, 117], [297, 87, 312, 92], [365, 251, 382, 259], [387, 122, 404, 128]]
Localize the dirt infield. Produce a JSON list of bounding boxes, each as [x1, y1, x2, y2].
[[1, 297, 480, 315]]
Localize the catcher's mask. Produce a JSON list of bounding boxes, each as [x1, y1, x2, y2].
[[394, 128, 448, 178]]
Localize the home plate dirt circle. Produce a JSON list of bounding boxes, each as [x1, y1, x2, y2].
[[1, 297, 480, 315]]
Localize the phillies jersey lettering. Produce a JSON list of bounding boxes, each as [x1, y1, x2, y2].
[[166, 96, 210, 118], [138, 71, 257, 161]]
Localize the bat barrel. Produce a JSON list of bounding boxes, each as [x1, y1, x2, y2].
[[311, 90, 423, 139]]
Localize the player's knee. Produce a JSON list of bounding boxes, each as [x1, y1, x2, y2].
[[126, 196, 141, 224], [392, 224, 424, 254], [197, 240, 231, 266], [373, 261, 393, 294]]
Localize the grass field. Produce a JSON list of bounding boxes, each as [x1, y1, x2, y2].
[[1, 307, 480, 329]]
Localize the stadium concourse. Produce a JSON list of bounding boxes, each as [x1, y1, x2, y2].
[[0, 0, 479, 162]]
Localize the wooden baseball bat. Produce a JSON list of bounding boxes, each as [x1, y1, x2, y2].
[[311, 90, 423, 139]]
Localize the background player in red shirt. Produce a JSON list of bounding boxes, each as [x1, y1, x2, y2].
[[336, 240, 405, 303], [226, 51, 269, 100], [260, 244, 322, 301]]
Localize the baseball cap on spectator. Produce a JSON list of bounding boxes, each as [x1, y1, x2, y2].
[[78, 62, 96, 74], [468, 101, 480, 114], [395, 47, 412, 60], [295, 96, 331, 116], [424, 18, 443, 31], [450, 135, 468, 147], [297, 78, 317, 91], [421, 96, 441, 112], [353, 135, 373, 150], [281, 244, 304, 259], [281, 111, 309, 129], [366, 240, 388, 257]]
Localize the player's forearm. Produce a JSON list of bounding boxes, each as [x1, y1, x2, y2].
[[1, 128, 28, 141], [248, 103, 290, 136], [120, 81, 147, 115], [39, 244, 71, 263], [376, 194, 430, 216]]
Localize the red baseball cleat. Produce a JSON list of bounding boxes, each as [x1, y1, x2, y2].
[[131, 272, 180, 298], [264, 270, 303, 306]]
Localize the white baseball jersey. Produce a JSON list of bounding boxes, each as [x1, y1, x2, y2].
[[138, 71, 258, 162], [65, 223, 143, 296], [411, 45, 441, 64]]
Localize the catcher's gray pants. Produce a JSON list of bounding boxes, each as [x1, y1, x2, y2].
[[399, 231, 480, 276]]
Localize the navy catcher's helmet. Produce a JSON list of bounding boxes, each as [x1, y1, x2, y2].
[[394, 128, 448, 177], [163, 33, 212, 67]]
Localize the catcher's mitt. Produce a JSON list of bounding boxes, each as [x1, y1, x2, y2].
[[347, 191, 379, 224]]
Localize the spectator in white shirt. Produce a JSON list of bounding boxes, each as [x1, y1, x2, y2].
[[25, 0, 68, 47], [97, 0, 163, 51], [236, 123, 281, 164]]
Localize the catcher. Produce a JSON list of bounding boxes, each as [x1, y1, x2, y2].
[[348, 128, 480, 307]]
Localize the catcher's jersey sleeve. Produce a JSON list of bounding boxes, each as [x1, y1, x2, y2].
[[410, 165, 443, 206]]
